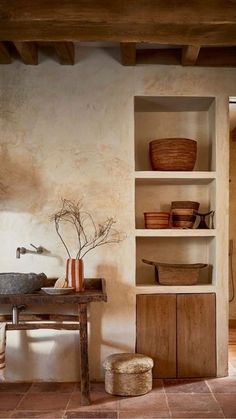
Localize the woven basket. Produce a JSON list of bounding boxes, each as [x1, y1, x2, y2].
[[171, 201, 200, 228], [171, 214, 196, 229], [142, 259, 208, 285], [144, 212, 170, 229], [149, 138, 197, 171], [171, 201, 200, 211]]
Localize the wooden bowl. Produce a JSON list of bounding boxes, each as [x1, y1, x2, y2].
[[149, 138, 197, 171]]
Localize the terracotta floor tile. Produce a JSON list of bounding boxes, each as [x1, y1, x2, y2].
[[152, 380, 164, 393], [207, 377, 236, 393], [67, 391, 119, 411], [90, 383, 106, 393], [164, 379, 210, 393], [167, 394, 221, 413], [29, 382, 75, 393], [170, 411, 224, 418], [65, 411, 117, 418], [17, 392, 70, 410], [119, 393, 168, 412], [11, 411, 64, 418], [74, 382, 106, 391], [119, 411, 169, 418], [214, 393, 236, 417], [0, 394, 23, 411], [0, 412, 11, 418], [0, 383, 31, 393]]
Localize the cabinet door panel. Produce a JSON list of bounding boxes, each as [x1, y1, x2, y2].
[[177, 293, 216, 377], [136, 294, 177, 378]]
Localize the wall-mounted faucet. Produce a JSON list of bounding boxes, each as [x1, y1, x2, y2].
[[16, 244, 44, 259], [16, 247, 26, 258]]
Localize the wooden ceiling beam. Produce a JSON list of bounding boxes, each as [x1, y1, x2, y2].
[[0, 41, 11, 63], [54, 42, 74, 65], [0, 1, 236, 44], [120, 43, 136, 66], [137, 48, 181, 65], [136, 46, 236, 67], [197, 46, 236, 67], [182, 45, 201, 66], [14, 42, 38, 65]]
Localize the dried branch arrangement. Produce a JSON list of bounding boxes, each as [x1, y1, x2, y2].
[[51, 199, 124, 259]]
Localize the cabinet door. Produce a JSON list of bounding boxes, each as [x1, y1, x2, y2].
[[136, 294, 177, 378], [177, 293, 216, 377]]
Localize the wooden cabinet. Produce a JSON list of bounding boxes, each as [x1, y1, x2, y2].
[[136, 293, 216, 378], [136, 294, 177, 378]]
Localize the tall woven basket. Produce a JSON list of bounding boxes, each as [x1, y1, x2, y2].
[[149, 138, 197, 171]]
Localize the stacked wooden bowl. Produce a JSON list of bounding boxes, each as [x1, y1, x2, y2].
[[149, 138, 197, 171], [144, 212, 170, 229], [171, 201, 199, 229]]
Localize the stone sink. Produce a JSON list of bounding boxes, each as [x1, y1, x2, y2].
[[0, 273, 47, 294]]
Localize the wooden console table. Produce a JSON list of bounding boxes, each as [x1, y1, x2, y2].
[[0, 278, 107, 406]]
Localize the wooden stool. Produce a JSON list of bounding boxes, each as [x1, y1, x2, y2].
[[103, 353, 154, 396]]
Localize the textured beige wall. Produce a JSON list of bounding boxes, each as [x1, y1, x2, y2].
[[229, 103, 236, 319], [0, 47, 234, 381]]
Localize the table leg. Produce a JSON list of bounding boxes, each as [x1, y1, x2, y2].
[[78, 303, 90, 406]]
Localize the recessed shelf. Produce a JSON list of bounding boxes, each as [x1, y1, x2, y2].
[[135, 96, 216, 172], [134, 95, 217, 292], [135, 229, 216, 237], [135, 171, 216, 185], [135, 284, 216, 294]]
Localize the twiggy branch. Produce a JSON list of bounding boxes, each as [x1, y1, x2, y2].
[[51, 199, 124, 259], [54, 217, 71, 258]]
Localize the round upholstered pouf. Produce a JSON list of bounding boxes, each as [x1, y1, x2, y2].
[[103, 353, 154, 396]]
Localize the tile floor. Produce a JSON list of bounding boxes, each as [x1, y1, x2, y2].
[[0, 332, 235, 419], [1, 378, 236, 419]]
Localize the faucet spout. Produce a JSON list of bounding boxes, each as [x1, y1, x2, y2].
[[16, 247, 26, 259]]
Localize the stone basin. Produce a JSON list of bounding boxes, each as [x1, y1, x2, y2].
[[0, 273, 47, 294]]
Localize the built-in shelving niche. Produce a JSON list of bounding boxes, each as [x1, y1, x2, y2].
[[135, 178, 216, 229], [136, 236, 216, 287], [134, 96, 216, 172], [134, 96, 217, 289]]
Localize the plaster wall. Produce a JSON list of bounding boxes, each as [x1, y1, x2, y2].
[[0, 47, 233, 381], [229, 103, 236, 318]]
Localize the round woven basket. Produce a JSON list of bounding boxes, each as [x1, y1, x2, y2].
[[144, 212, 170, 229], [172, 214, 197, 229], [171, 201, 200, 211], [149, 138, 197, 171], [171, 201, 200, 229]]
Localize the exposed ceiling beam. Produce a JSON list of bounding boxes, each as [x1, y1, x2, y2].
[[54, 42, 75, 65], [182, 45, 201, 66], [14, 42, 38, 65], [0, 1, 236, 44], [137, 48, 181, 65], [197, 46, 236, 67], [136, 46, 236, 67], [120, 43, 136, 66], [0, 41, 11, 63]]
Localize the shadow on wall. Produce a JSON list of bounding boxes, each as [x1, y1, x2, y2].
[[0, 144, 46, 213], [89, 263, 134, 379], [5, 264, 130, 381], [6, 330, 80, 382]]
